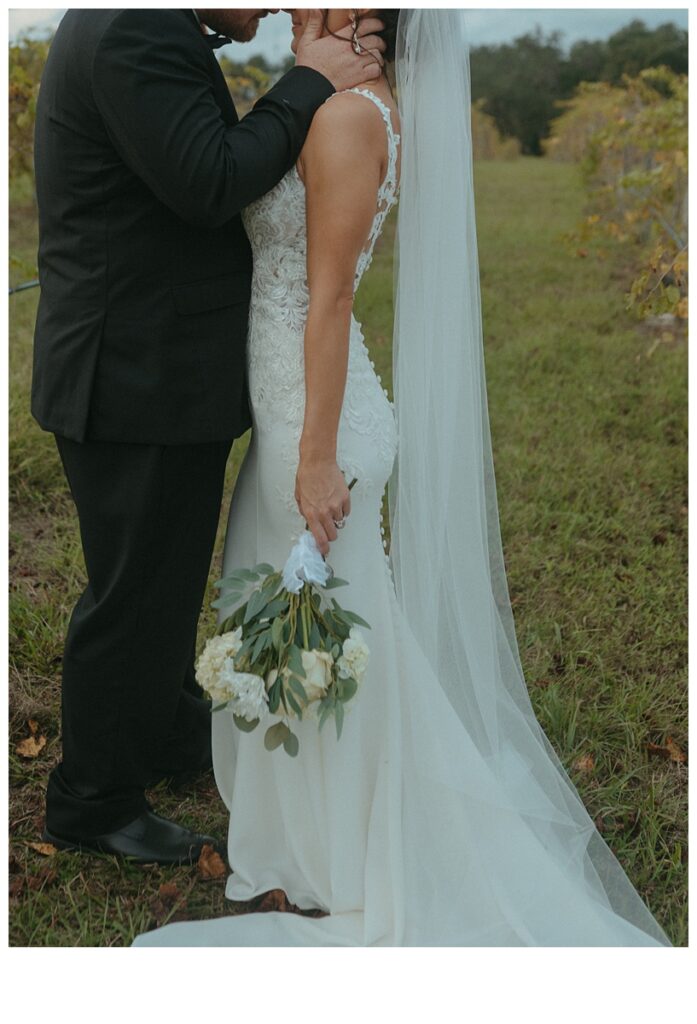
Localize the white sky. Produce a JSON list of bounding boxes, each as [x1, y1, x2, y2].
[[8, 8, 689, 63]]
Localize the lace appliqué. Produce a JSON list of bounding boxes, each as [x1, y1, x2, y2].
[[241, 87, 400, 511]]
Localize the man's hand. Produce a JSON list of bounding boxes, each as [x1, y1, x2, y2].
[[295, 10, 386, 92], [295, 457, 351, 557]]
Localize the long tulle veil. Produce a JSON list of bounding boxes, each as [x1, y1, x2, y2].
[[388, 8, 670, 945]]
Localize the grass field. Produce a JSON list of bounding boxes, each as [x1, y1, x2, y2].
[[8, 158, 687, 946]]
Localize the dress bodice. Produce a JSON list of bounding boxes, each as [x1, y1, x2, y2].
[[240, 88, 401, 509], [242, 87, 400, 327]]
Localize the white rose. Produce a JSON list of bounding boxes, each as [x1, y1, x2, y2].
[[301, 649, 334, 702], [195, 628, 243, 696], [266, 649, 333, 717], [337, 628, 370, 683]]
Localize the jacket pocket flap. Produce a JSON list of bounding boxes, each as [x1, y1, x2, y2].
[[173, 273, 251, 315]]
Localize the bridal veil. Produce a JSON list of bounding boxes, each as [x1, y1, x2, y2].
[[388, 9, 669, 945]]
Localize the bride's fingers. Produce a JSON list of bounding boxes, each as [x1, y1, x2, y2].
[[306, 514, 331, 557], [320, 511, 339, 544]]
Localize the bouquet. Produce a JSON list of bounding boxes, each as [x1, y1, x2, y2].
[[196, 527, 371, 758]]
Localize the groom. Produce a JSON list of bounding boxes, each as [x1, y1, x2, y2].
[[31, 8, 385, 864]]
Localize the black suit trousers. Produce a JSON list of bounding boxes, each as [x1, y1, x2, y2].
[[46, 434, 232, 837]]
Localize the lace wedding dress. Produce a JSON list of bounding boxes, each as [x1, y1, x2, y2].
[[133, 89, 669, 947]]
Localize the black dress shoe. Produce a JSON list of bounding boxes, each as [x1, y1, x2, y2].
[[42, 810, 222, 866]]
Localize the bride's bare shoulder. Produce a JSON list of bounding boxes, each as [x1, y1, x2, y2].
[[298, 89, 389, 179]]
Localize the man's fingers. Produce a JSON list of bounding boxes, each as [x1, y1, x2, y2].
[[362, 60, 382, 80], [301, 9, 324, 44], [354, 17, 386, 40]]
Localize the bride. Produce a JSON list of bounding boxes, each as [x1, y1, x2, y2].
[[134, 9, 670, 947]]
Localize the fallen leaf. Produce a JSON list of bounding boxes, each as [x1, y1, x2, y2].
[[16, 733, 47, 758], [158, 882, 181, 903], [197, 843, 226, 880], [666, 737, 687, 764], [26, 842, 57, 857], [594, 814, 606, 833], [254, 888, 293, 913], [27, 719, 39, 735], [572, 753, 595, 774], [647, 737, 686, 764]]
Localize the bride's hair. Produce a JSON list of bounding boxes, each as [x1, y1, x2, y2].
[[322, 9, 401, 63]]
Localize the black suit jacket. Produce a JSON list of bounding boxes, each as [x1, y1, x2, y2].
[[32, 8, 334, 444]]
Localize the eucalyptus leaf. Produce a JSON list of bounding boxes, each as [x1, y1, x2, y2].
[[216, 578, 247, 592], [268, 679, 281, 714], [233, 714, 260, 732], [283, 731, 299, 757], [237, 636, 256, 658], [251, 630, 268, 663], [309, 621, 322, 649], [214, 570, 248, 587], [343, 610, 372, 630], [288, 675, 308, 702], [236, 568, 261, 582], [262, 598, 288, 620], [285, 689, 303, 719], [335, 699, 345, 740], [288, 645, 306, 679], [322, 576, 349, 589], [244, 588, 269, 624], [211, 593, 243, 610], [271, 616, 284, 652], [341, 677, 358, 702], [264, 721, 290, 751], [211, 701, 230, 713], [253, 563, 275, 575]]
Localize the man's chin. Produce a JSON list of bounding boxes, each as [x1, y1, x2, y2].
[[233, 17, 261, 43]]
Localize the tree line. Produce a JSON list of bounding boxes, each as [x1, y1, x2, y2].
[[470, 19, 687, 155]]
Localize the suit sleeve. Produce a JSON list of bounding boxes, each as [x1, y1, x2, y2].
[[91, 10, 334, 227]]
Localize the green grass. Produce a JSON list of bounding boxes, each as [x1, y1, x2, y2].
[[9, 158, 687, 945]]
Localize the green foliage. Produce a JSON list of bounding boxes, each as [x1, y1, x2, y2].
[[9, 35, 51, 187], [547, 67, 687, 320], [471, 28, 567, 156], [470, 18, 687, 155], [471, 100, 521, 161]]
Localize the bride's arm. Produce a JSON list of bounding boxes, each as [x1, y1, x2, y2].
[[296, 97, 385, 555]]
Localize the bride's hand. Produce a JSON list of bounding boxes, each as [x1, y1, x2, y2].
[[295, 456, 351, 557]]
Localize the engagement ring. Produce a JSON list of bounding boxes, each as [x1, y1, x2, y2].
[[334, 517, 347, 529]]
